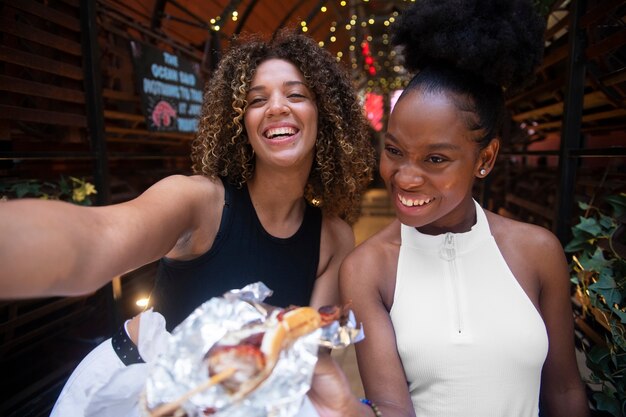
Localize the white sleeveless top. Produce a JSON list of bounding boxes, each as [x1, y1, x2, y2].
[[390, 201, 548, 417]]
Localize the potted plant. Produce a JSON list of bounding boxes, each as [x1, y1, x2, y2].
[[566, 193, 626, 416], [0, 176, 97, 205]]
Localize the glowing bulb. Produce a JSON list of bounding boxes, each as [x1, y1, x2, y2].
[[136, 298, 150, 308]]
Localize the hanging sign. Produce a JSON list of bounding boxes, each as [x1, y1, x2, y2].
[[130, 41, 204, 133]]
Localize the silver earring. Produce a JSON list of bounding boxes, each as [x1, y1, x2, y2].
[[479, 168, 487, 176]]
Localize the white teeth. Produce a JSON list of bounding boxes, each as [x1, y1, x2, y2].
[[265, 127, 297, 138], [398, 195, 433, 207]]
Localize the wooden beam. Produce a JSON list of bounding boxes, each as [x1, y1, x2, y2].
[[4, 0, 81, 32], [538, 43, 569, 71], [512, 91, 607, 121], [0, 75, 85, 103], [601, 67, 626, 86], [104, 109, 145, 122], [0, 297, 89, 333], [0, 104, 87, 127], [105, 126, 193, 141], [534, 109, 626, 131], [0, 16, 82, 56], [586, 29, 626, 60], [102, 89, 141, 102], [506, 78, 564, 107], [0, 46, 83, 80], [579, 0, 625, 28], [106, 136, 183, 146], [505, 193, 554, 221]]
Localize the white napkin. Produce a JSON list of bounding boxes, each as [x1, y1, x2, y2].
[[49, 309, 168, 417]]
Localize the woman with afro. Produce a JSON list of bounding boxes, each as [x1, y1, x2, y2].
[[338, 1, 590, 416]]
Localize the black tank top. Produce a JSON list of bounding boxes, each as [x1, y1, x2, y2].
[[149, 178, 323, 330]]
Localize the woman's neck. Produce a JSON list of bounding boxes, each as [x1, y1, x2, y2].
[[247, 169, 309, 238]]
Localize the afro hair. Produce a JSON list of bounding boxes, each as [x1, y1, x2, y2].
[[392, 0, 546, 91]]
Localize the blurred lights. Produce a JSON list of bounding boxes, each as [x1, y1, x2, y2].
[[136, 297, 149, 308]]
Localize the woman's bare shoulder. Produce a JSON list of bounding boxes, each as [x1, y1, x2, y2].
[[152, 174, 221, 194], [342, 220, 401, 279], [340, 219, 401, 309], [139, 175, 223, 211], [485, 210, 563, 260]]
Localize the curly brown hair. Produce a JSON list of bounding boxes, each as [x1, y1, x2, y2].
[[191, 29, 375, 224]]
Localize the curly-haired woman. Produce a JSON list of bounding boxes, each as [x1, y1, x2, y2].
[[1, 29, 374, 417], [0, 29, 375, 322]]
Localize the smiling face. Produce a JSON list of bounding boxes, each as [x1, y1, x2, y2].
[[380, 90, 498, 235], [243, 58, 318, 172]]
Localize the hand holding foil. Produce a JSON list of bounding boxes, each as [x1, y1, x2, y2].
[[144, 282, 364, 417]]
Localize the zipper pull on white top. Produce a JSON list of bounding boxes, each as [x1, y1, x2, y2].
[[439, 233, 456, 261]]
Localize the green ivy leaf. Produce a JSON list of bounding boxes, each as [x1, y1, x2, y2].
[[58, 176, 71, 196], [580, 248, 612, 273], [588, 345, 611, 365], [593, 391, 622, 417], [605, 194, 626, 219], [611, 326, 626, 351], [590, 268, 622, 306], [613, 307, 626, 324], [13, 182, 40, 198], [599, 214, 615, 230], [575, 217, 603, 237], [564, 235, 593, 252], [589, 271, 616, 290]]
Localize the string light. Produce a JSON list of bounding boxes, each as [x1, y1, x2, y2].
[[204, 1, 410, 95]]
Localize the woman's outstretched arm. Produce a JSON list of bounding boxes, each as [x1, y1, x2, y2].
[[0, 175, 221, 298]]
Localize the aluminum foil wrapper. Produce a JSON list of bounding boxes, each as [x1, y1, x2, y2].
[[144, 282, 363, 417]]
